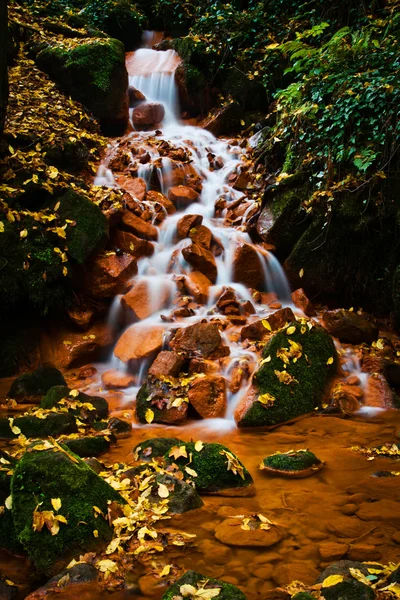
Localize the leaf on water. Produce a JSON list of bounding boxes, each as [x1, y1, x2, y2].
[[145, 408, 154, 424], [322, 574, 345, 587], [158, 483, 170, 498], [51, 498, 62, 512]]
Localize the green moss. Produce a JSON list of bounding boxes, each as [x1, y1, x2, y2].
[[165, 442, 253, 494], [238, 321, 337, 427], [11, 447, 124, 573], [132, 437, 184, 461], [63, 435, 111, 457], [136, 383, 187, 424], [321, 579, 375, 600], [8, 367, 66, 400], [57, 190, 108, 264], [83, 0, 144, 49], [40, 385, 109, 421], [262, 449, 319, 471], [0, 509, 24, 554], [292, 594, 315, 600], [162, 570, 247, 600], [0, 413, 77, 440]]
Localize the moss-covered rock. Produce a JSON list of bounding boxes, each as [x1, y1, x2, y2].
[[261, 449, 320, 472], [35, 38, 128, 132], [236, 320, 337, 427], [321, 578, 375, 600], [149, 473, 203, 514], [63, 435, 112, 457], [0, 509, 24, 555], [11, 447, 123, 573], [175, 62, 211, 116], [107, 417, 131, 435], [40, 385, 109, 422], [8, 367, 66, 403], [57, 190, 109, 264], [291, 594, 315, 600], [136, 383, 189, 425], [221, 66, 267, 111], [43, 137, 90, 173], [165, 442, 253, 495], [82, 0, 144, 50], [132, 437, 184, 461], [0, 413, 77, 440], [162, 570, 247, 600]]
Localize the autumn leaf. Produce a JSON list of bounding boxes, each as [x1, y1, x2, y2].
[[145, 408, 154, 424], [158, 483, 170, 498], [322, 574, 345, 587], [185, 466, 198, 478], [169, 445, 188, 459], [194, 440, 204, 452], [51, 498, 62, 512], [20, 229, 28, 238], [326, 356, 334, 365]]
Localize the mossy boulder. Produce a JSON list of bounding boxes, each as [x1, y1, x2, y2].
[[63, 435, 112, 457], [11, 447, 123, 573], [83, 0, 144, 50], [8, 367, 66, 403], [41, 385, 109, 422], [58, 190, 109, 264], [236, 320, 337, 427], [260, 449, 321, 474], [149, 473, 203, 514], [35, 38, 129, 132], [165, 442, 253, 495], [175, 62, 211, 116], [321, 578, 375, 600], [107, 417, 131, 436], [136, 383, 189, 425], [132, 437, 184, 461], [0, 509, 24, 555], [0, 413, 77, 440], [162, 570, 247, 600]]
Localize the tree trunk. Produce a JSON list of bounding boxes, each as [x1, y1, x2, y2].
[[0, 0, 8, 137]]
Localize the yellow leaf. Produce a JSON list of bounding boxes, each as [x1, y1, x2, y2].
[[240, 120, 245, 126], [261, 319, 271, 331], [326, 357, 334, 365], [158, 483, 170, 498], [322, 574, 345, 588], [93, 530, 98, 538], [299, 268, 304, 278], [194, 440, 204, 452], [0, 223, 4, 233], [185, 466, 198, 477], [160, 564, 172, 577], [145, 409, 154, 424], [286, 326, 296, 335], [266, 42, 279, 49], [5, 496, 12, 510], [69, 389, 79, 398], [258, 393, 276, 406], [47, 166, 59, 179], [20, 229, 28, 239], [169, 445, 188, 459], [51, 498, 62, 512], [376, 338, 385, 350], [62, 266, 68, 276]]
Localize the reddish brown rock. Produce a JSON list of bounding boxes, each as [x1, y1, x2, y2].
[[128, 85, 145, 106], [202, 101, 242, 137], [189, 224, 212, 249], [184, 271, 212, 303], [112, 229, 154, 259], [77, 366, 97, 380], [148, 350, 186, 378], [291, 288, 316, 316], [170, 321, 229, 359], [66, 302, 95, 330], [132, 102, 165, 126], [146, 190, 176, 221], [215, 517, 283, 547], [121, 279, 172, 320], [364, 373, 394, 408], [184, 173, 203, 193], [101, 369, 135, 389], [84, 252, 137, 298], [319, 541, 349, 561], [241, 308, 295, 341], [188, 375, 226, 418], [233, 242, 264, 290], [168, 185, 199, 208], [321, 309, 378, 344], [362, 354, 400, 386], [123, 177, 147, 202], [40, 322, 113, 369], [114, 324, 165, 362], [182, 243, 217, 283], [177, 214, 203, 239], [121, 211, 158, 241]]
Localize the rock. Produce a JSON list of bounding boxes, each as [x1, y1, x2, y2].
[[188, 375, 227, 418], [241, 308, 296, 341], [128, 85, 145, 106], [347, 544, 379, 561], [121, 211, 158, 240], [319, 542, 349, 561], [136, 379, 189, 425], [149, 473, 203, 513], [182, 244, 217, 283], [40, 386, 108, 422], [162, 570, 246, 600], [362, 355, 400, 386], [148, 351, 186, 378], [327, 517, 367, 539], [177, 214, 203, 239], [203, 101, 242, 136], [174, 62, 210, 116], [321, 579, 375, 600], [259, 449, 323, 478], [40, 322, 113, 369], [123, 176, 146, 201], [0, 413, 77, 440], [66, 301, 95, 330], [168, 185, 199, 208], [114, 323, 165, 362], [7, 367, 66, 403], [101, 369, 135, 389], [165, 442, 253, 495], [184, 271, 212, 303], [235, 321, 338, 427], [132, 102, 165, 126], [25, 563, 98, 599], [112, 229, 154, 259], [35, 38, 129, 132], [121, 279, 173, 320], [10, 446, 123, 573], [316, 560, 380, 583], [364, 373, 394, 408], [272, 563, 320, 587], [357, 498, 400, 526], [107, 417, 131, 436], [291, 288, 316, 316], [147, 190, 176, 219], [215, 516, 283, 547], [0, 577, 18, 600], [321, 309, 378, 344], [63, 435, 112, 458], [170, 321, 229, 359], [83, 252, 137, 298], [233, 242, 265, 290], [132, 437, 184, 461], [190, 224, 213, 249]]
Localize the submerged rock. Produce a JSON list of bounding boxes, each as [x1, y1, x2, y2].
[[25, 563, 98, 599], [11, 446, 123, 573], [236, 320, 338, 427], [215, 514, 283, 547], [162, 570, 246, 600], [259, 449, 323, 478], [63, 435, 112, 457], [8, 367, 66, 404], [165, 442, 253, 495]]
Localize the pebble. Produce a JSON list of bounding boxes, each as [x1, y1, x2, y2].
[[272, 562, 320, 586], [348, 543, 381, 561], [198, 539, 233, 564], [392, 531, 400, 544], [319, 541, 349, 561], [308, 530, 328, 541], [341, 503, 358, 516], [253, 564, 274, 579]]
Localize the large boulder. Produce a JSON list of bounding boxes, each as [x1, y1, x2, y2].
[[83, 252, 137, 298], [136, 379, 189, 425], [233, 242, 265, 290], [203, 101, 242, 137], [8, 367, 66, 403], [169, 322, 229, 359], [235, 320, 338, 427], [162, 570, 246, 600], [40, 385, 109, 422], [132, 102, 165, 127], [175, 63, 210, 115], [182, 244, 217, 283], [188, 375, 226, 419], [10, 446, 123, 573], [114, 323, 165, 362], [35, 38, 129, 132], [82, 0, 144, 50], [321, 309, 378, 344], [0, 413, 77, 440]]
